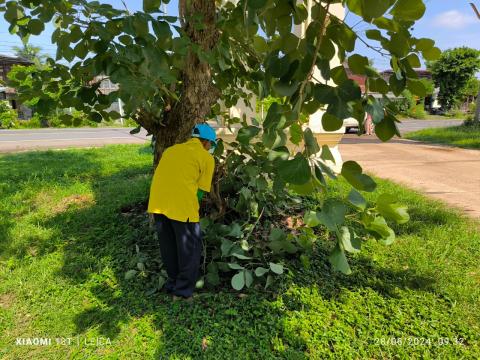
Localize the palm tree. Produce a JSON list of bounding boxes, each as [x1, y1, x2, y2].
[[12, 44, 47, 63]]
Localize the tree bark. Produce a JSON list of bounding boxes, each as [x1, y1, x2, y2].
[[151, 0, 220, 168]]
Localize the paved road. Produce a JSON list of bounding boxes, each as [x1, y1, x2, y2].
[[0, 127, 150, 153], [340, 135, 480, 218], [396, 119, 463, 135], [0, 119, 463, 153]]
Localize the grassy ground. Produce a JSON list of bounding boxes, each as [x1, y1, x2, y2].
[[405, 124, 480, 149], [1, 145, 479, 359], [398, 114, 467, 121]]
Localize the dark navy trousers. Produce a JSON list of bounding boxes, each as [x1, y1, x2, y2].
[[153, 214, 203, 297]]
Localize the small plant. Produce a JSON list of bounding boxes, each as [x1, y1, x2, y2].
[[0, 101, 19, 129]]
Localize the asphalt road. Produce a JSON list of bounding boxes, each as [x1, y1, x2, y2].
[[0, 119, 464, 153], [0, 127, 151, 153]]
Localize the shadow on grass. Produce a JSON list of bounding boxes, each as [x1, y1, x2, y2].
[[0, 148, 443, 357]]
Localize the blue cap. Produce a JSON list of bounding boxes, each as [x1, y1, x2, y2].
[[192, 123, 217, 143]]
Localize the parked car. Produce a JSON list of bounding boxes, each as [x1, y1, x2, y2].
[[343, 117, 359, 133]]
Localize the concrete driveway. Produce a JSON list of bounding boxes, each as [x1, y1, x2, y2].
[[340, 135, 480, 218]]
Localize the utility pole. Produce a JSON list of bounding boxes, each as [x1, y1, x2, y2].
[[470, 3, 480, 123]]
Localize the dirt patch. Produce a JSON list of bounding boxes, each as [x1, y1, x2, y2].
[[0, 293, 15, 309], [53, 194, 95, 214]]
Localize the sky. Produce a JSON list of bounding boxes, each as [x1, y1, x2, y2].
[[0, 0, 479, 70]]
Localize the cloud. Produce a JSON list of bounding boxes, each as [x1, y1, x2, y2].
[[432, 10, 477, 29]]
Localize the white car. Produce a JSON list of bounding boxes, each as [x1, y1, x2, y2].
[[343, 117, 359, 133]]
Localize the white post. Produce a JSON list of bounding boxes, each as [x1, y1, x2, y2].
[[118, 98, 124, 125]]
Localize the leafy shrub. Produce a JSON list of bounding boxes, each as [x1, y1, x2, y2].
[[406, 104, 427, 119], [126, 108, 410, 292], [445, 108, 465, 118], [0, 101, 19, 129], [468, 102, 476, 114]]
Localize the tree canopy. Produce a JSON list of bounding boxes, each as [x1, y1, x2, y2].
[[2, 0, 439, 286], [428, 47, 480, 111]]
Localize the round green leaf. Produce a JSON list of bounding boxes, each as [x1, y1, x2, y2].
[[255, 267, 269, 277], [269, 262, 284, 275], [390, 0, 426, 21], [231, 271, 245, 290], [341, 161, 377, 192], [277, 154, 311, 185], [28, 19, 45, 35]]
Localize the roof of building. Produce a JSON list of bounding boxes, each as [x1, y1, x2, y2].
[[0, 54, 33, 65]]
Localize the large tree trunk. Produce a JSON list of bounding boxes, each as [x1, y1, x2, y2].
[[151, 0, 220, 167]]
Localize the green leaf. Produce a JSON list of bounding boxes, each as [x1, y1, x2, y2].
[[405, 53, 421, 68], [245, 270, 254, 287], [277, 154, 311, 185], [282, 33, 300, 53], [348, 54, 369, 75], [365, 216, 396, 245], [124, 269, 137, 280], [231, 271, 245, 290], [389, 74, 406, 96], [268, 146, 290, 162], [152, 21, 172, 39], [365, 98, 384, 124], [322, 113, 343, 132], [365, 29, 384, 41], [346, 0, 394, 20], [303, 128, 320, 155], [407, 79, 426, 97], [228, 263, 244, 270], [130, 126, 141, 135], [341, 161, 377, 192], [329, 244, 352, 275], [231, 252, 253, 260], [389, 33, 410, 57], [337, 226, 360, 253], [375, 114, 399, 142], [317, 201, 346, 232], [265, 274, 274, 289], [273, 80, 298, 97], [304, 211, 320, 227], [347, 189, 367, 210], [255, 267, 269, 277], [253, 36, 268, 53], [390, 0, 426, 21], [376, 194, 410, 224], [269, 227, 286, 242], [221, 239, 234, 257], [415, 38, 435, 52], [289, 123, 303, 145], [327, 22, 356, 52], [320, 145, 335, 163], [423, 47, 441, 61], [237, 125, 260, 145], [143, 0, 161, 13], [269, 262, 284, 275], [28, 19, 45, 35], [248, 0, 268, 9]]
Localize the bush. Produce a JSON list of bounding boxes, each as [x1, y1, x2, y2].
[[0, 101, 19, 129], [406, 104, 427, 119], [445, 108, 465, 118], [18, 114, 43, 128], [468, 102, 476, 114]]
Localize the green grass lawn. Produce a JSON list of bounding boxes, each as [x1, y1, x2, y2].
[[1, 145, 479, 359], [405, 124, 480, 149]]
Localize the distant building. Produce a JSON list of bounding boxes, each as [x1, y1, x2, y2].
[[0, 54, 33, 119]]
